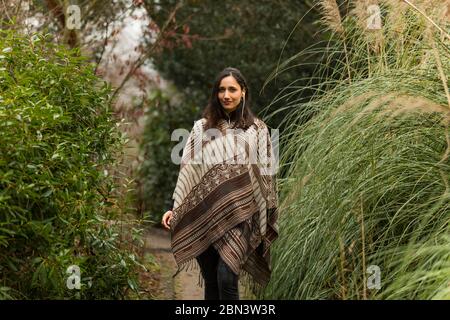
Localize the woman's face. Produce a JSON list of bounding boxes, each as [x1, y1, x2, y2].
[[218, 75, 245, 114]]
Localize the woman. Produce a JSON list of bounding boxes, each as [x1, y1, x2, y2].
[[161, 67, 279, 300]]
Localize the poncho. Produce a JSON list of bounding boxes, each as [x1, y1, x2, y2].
[[170, 117, 279, 291]]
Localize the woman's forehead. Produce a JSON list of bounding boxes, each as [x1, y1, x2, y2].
[[219, 75, 240, 87]]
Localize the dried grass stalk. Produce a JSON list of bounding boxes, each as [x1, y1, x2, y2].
[[319, 0, 344, 33], [351, 0, 384, 53]]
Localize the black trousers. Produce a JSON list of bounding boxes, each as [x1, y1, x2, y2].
[[196, 246, 239, 300]]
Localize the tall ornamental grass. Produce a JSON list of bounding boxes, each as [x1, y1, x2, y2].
[[0, 29, 142, 299], [263, 0, 450, 299]]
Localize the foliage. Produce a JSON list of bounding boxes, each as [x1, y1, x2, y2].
[[0, 29, 143, 299], [263, 0, 450, 299], [138, 88, 201, 224], [145, 0, 320, 128]]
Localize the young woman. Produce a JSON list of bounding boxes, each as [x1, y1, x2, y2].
[[161, 67, 279, 300]]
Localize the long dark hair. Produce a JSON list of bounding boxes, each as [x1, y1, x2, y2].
[[202, 67, 256, 130]]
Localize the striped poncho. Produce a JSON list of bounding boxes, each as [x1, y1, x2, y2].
[[170, 117, 279, 291]]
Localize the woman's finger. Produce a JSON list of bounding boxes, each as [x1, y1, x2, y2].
[[162, 215, 168, 229], [164, 214, 172, 229]]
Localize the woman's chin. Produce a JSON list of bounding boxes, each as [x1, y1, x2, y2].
[[222, 106, 237, 113]]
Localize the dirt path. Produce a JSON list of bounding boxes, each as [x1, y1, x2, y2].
[[144, 226, 203, 300], [144, 226, 254, 300]]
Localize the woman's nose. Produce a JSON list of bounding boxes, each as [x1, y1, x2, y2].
[[224, 90, 230, 98]]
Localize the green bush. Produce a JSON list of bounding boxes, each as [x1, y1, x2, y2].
[[0, 29, 141, 299], [138, 88, 200, 224]]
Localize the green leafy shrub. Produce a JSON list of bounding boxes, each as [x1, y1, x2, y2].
[[0, 29, 141, 299]]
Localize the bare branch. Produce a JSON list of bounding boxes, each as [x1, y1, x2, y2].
[[108, 0, 184, 104]]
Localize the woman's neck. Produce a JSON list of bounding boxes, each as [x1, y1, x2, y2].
[[223, 110, 234, 125]]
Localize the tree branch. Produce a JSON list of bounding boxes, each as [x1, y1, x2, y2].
[[108, 0, 184, 105]]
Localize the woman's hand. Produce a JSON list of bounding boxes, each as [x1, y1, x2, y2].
[[161, 210, 173, 230]]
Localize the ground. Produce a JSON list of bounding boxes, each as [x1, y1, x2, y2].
[[143, 226, 203, 299], [142, 226, 255, 300]]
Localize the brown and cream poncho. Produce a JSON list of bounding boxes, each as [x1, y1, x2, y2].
[[170, 117, 279, 291]]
